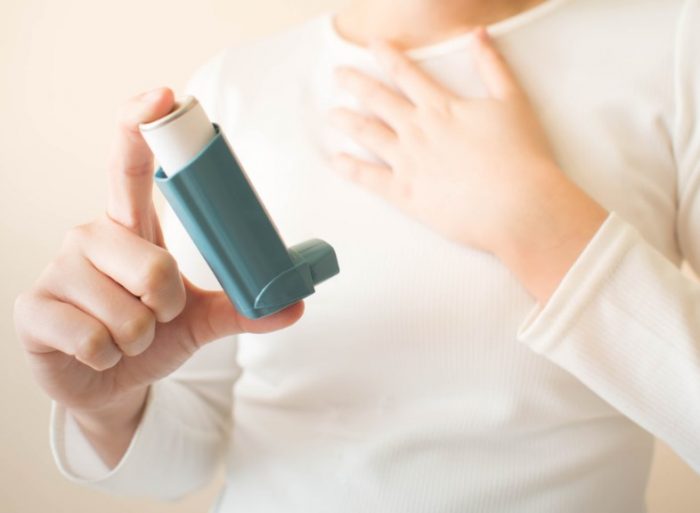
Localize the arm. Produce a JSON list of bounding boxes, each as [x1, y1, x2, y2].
[[51, 332, 241, 498], [41, 50, 303, 498], [513, 0, 700, 472], [51, 199, 242, 496], [516, 210, 700, 472], [326, 0, 700, 472], [47, 52, 235, 493]]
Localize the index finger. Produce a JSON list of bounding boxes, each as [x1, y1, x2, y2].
[[106, 87, 175, 237], [370, 39, 455, 109], [472, 27, 523, 100]]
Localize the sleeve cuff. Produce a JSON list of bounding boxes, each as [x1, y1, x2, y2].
[[51, 401, 112, 480], [49, 383, 165, 495], [49, 378, 227, 498], [516, 210, 637, 353]]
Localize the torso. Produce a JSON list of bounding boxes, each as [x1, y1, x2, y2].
[[162, 1, 688, 510]]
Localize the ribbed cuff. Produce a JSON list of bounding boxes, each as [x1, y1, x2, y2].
[[49, 384, 162, 494], [516, 211, 636, 352], [52, 402, 112, 480]]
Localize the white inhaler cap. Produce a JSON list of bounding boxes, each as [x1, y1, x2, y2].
[[139, 95, 216, 176]]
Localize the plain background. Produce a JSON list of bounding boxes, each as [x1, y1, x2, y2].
[[1, 0, 699, 511]]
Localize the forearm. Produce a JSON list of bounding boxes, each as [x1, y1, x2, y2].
[[69, 386, 149, 469], [514, 209, 700, 471], [494, 172, 609, 304]]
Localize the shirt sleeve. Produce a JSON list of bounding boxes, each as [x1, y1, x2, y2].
[[48, 49, 243, 499], [516, 0, 700, 473], [50, 337, 240, 498]]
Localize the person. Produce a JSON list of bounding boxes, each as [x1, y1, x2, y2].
[[13, 0, 700, 511]]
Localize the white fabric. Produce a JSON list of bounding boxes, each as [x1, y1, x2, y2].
[[49, 0, 700, 511]]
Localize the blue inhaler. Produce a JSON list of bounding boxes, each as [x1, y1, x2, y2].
[[139, 96, 339, 319]]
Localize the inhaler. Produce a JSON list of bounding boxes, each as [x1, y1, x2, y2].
[[139, 96, 339, 319]]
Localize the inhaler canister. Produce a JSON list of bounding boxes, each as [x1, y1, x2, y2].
[[139, 96, 215, 176]]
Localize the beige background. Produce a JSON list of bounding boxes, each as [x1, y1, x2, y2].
[[1, 0, 698, 511]]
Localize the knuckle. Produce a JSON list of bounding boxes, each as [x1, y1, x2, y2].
[[38, 257, 69, 288], [365, 86, 385, 106], [76, 325, 114, 367], [117, 311, 155, 355], [426, 97, 453, 119], [60, 222, 100, 259], [13, 291, 38, 336], [401, 120, 425, 144], [13, 292, 53, 353], [350, 115, 369, 134], [141, 251, 178, 292], [13, 290, 33, 317], [368, 122, 390, 144], [62, 224, 89, 249]]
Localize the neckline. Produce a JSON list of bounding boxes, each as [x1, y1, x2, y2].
[[322, 0, 571, 61]]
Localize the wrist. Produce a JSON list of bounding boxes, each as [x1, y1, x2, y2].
[[493, 174, 608, 304], [69, 386, 150, 468]]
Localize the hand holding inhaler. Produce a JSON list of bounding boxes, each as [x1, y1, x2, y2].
[[140, 96, 339, 319], [13, 88, 312, 467]]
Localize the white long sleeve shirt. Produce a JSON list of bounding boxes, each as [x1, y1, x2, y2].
[[50, 0, 700, 511]]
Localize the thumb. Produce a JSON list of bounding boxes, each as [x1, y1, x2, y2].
[[107, 87, 175, 238], [186, 287, 306, 345]]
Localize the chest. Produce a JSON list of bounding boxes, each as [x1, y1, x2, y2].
[[210, 41, 681, 408]]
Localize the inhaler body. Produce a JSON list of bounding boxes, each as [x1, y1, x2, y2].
[[139, 97, 339, 319]]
